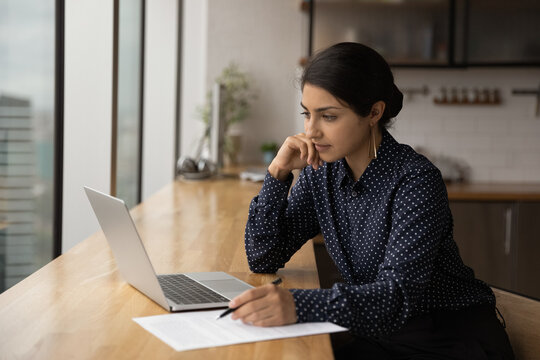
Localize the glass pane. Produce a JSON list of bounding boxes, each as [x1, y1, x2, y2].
[[467, 0, 540, 64], [115, 0, 143, 208], [314, 0, 450, 65], [0, 0, 56, 291]]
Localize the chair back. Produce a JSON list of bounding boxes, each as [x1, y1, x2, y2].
[[493, 287, 540, 360]]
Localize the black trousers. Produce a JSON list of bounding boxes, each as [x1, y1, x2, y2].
[[334, 304, 515, 360]]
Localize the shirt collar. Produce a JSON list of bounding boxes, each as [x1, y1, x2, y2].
[[336, 129, 397, 190], [336, 159, 351, 188]]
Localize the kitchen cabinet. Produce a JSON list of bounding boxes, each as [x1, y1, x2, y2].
[[312, 0, 451, 66], [514, 203, 540, 299], [450, 202, 514, 290], [450, 201, 540, 300], [310, 0, 540, 67], [466, 0, 540, 65]]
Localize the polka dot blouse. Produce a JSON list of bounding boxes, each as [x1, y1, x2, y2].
[[244, 130, 495, 337]]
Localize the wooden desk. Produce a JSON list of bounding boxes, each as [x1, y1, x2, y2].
[[0, 176, 333, 359]]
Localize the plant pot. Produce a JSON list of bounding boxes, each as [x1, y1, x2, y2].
[[262, 151, 275, 166]]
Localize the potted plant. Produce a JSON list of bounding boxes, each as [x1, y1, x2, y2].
[[260, 142, 278, 165], [197, 63, 256, 165]]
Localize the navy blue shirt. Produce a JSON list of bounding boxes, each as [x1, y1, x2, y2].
[[244, 130, 494, 337]]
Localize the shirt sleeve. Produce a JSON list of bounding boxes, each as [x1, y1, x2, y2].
[[244, 169, 321, 273], [291, 166, 450, 337]]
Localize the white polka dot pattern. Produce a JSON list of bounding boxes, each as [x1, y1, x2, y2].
[[244, 130, 495, 337]]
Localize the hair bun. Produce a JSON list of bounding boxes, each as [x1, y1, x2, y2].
[[387, 84, 403, 118]]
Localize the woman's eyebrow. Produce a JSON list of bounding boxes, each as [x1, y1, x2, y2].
[[300, 102, 342, 112]]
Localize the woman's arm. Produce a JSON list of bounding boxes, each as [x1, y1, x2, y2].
[[244, 168, 321, 273], [245, 131, 323, 273]]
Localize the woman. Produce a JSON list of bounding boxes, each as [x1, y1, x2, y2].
[[229, 42, 514, 359]]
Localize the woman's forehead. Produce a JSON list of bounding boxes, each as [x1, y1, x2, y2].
[[302, 84, 349, 109]]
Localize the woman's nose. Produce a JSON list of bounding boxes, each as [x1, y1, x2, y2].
[[305, 119, 321, 139]]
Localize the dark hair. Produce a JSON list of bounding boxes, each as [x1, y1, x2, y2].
[[301, 42, 403, 129]]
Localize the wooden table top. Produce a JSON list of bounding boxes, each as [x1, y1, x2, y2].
[[0, 175, 333, 359]]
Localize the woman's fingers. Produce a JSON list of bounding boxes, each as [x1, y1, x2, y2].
[[269, 133, 322, 178], [229, 284, 297, 327], [294, 137, 309, 162], [293, 134, 320, 169]]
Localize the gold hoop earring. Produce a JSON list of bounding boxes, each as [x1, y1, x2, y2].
[[369, 125, 377, 160]]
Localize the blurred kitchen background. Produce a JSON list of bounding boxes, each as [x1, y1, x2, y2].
[[184, 0, 540, 301], [188, 0, 540, 183]]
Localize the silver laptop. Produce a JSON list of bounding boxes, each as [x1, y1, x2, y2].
[[84, 186, 253, 312]]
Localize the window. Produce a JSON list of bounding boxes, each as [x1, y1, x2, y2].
[[112, 0, 145, 208], [0, 0, 61, 291]]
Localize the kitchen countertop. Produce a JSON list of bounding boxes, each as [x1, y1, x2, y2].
[[446, 182, 540, 201], [230, 166, 540, 202]]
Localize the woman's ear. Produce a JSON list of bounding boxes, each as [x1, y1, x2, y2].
[[369, 101, 386, 125]]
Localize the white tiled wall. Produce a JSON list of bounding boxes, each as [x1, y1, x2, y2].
[[392, 68, 540, 183]]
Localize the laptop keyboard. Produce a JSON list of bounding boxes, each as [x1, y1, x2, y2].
[[158, 274, 229, 305]]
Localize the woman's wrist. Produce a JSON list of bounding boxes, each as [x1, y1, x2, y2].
[[268, 162, 291, 182]]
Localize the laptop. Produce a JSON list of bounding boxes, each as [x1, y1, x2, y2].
[[84, 186, 253, 312]]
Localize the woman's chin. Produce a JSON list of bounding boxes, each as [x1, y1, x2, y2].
[[317, 154, 337, 164]]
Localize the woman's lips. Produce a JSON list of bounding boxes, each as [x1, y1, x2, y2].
[[314, 144, 331, 152]]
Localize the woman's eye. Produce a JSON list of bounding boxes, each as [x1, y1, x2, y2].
[[300, 111, 310, 119], [323, 115, 337, 121]]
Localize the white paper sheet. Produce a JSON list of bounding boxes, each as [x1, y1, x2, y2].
[[133, 310, 347, 352]]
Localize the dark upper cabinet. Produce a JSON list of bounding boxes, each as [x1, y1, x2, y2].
[[310, 0, 540, 67], [312, 0, 451, 66], [465, 0, 540, 65]]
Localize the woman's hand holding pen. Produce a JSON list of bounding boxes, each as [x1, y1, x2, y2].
[[268, 133, 323, 181], [227, 281, 297, 327]]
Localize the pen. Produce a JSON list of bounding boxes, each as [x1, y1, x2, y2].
[[216, 277, 283, 320]]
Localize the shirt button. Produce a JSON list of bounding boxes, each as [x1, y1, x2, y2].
[[351, 191, 358, 197]]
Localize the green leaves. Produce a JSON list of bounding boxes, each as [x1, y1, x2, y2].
[[197, 62, 256, 131]]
